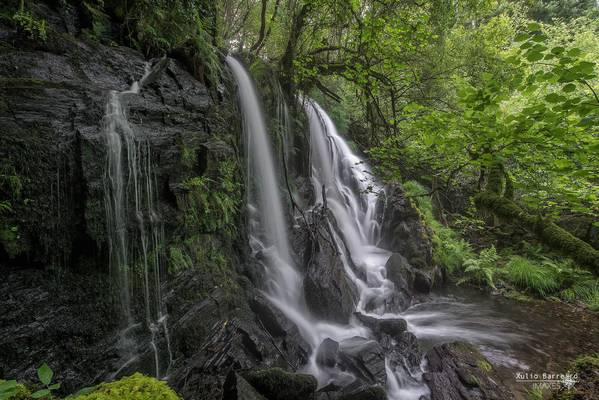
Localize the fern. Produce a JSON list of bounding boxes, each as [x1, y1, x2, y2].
[[458, 246, 499, 289]]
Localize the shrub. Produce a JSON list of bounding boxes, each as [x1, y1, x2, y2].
[[70, 373, 181, 400]]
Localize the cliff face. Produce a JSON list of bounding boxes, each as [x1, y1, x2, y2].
[[0, 4, 253, 392]]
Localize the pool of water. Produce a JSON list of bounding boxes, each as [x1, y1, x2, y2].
[[403, 286, 599, 397]]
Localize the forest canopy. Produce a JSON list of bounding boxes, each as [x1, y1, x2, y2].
[[217, 0, 598, 262]]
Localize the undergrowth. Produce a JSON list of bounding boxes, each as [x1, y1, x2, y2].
[[404, 180, 599, 310]]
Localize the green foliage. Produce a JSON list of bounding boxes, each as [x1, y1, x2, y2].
[[502, 255, 560, 296], [12, 8, 47, 42], [180, 159, 241, 238], [458, 246, 500, 289], [31, 363, 60, 399], [69, 373, 181, 400], [0, 380, 30, 400], [560, 279, 599, 311], [126, 0, 221, 85], [404, 180, 475, 273]]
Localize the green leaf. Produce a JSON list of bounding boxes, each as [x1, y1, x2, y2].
[[32, 389, 51, 399], [48, 383, 61, 390], [527, 22, 541, 31], [551, 46, 565, 55], [514, 33, 529, 42], [37, 363, 53, 386], [0, 381, 18, 392], [545, 93, 564, 103], [562, 83, 576, 93], [526, 51, 543, 62], [567, 48, 582, 57]]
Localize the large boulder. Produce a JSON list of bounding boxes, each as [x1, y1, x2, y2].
[[354, 313, 407, 340], [242, 368, 317, 400], [223, 372, 267, 400], [248, 293, 311, 368], [337, 337, 387, 387], [385, 253, 432, 296], [423, 342, 514, 400], [298, 208, 357, 324]]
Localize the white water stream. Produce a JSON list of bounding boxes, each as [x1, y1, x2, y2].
[[102, 61, 173, 379]]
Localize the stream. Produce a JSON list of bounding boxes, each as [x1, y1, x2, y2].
[[406, 285, 599, 396]]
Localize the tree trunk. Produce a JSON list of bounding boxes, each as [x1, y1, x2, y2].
[[475, 191, 599, 273]]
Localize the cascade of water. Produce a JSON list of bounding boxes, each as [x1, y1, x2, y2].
[[102, 62, 173, 379], [304, 98, 429, 399], [226, 55, 368, 376], [227, 56, 427, 398]]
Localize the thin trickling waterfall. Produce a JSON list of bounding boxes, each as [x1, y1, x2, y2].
[[102, 61, 173, 379], [305, 99, 429, 399]]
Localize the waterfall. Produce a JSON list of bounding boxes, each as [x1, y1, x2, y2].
[[227, 56, 427, 399], [102, 61, 173, 379], [304, 99, 430, 399]]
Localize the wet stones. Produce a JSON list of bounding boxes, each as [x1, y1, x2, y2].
[[354, 313, 408, 339], [317, 338, 340, 368], [423, 342, 514, 400], [337, 337, 387, 386]]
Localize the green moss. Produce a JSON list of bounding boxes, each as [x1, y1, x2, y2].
[[70, 373, 181, 400], [477, 359, 493, 372], [550, 353, 599, 400]]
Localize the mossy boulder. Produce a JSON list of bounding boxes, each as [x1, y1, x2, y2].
[[242, 368, 317, 400], [70, 373, 181, 400]]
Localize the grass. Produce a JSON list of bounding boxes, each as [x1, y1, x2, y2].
[[502, 256, 560, 297]]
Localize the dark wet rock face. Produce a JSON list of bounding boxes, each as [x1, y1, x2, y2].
[[317, 338, 340, 368], [223, 372, 267, 400], [0, 269, 119, 392], [297, 207, 357, 324], [338, 337, 387, 387], [424, 342, 515, 400]]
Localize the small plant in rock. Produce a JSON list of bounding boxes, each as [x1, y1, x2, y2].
[[31, 363, 60, 399], [12, 0, 47, 42]]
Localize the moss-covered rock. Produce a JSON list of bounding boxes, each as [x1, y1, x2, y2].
[[551, 354, 599, 400], [70, 373, 181, 400], [242, 368, 317, 400]]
